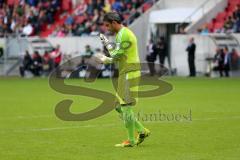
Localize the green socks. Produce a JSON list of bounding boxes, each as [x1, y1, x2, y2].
[[122, 107, 135, 144], [116, 105, 145, 144], [134, 118, 145, 133]]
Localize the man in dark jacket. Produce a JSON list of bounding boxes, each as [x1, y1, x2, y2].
[[186, 37, 196, 77], [19, 51, 33, 77], [214, 48, 225, 77], [223, 46, 231, 77], [146, 40, 156, 76], [32, 51, 43, 76]]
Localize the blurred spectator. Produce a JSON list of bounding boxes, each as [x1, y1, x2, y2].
[[223, 16, 234, 33], [22, 20, 33, 36], [42, 51, 54, 76], [50, 44, 62, 68], [19, 50, 33, 77], [90, 23, 100, 36], [233, 17, 240, 33], [96, 0, 104, 11], [50, 0, 150, 37], [0, 0, 61, 37], [83, 45, 94, 57], [112, 0, 123, 12], [26, 0, 38, 7], [0, 18, 5, 37], [56, 27, 66, 37], [92, 9, 100, 23], [186, 37, 196, 77], [75, 0, 87, 16], [223, 46, 231, 77], [154, 37, 167, 68], [146, 39, 156, 76], [230, 48, 239, 70], [0, 44, 3, 58], [214, 48, 225, 77], [65, 14, 74, 26], [86, 0, 94, 15], [233, 5, 240, 20], [32, 51, 43, 76], [0, 0, 152, 37], [103, 0, 111, 13], [200, 25, 209, 35]]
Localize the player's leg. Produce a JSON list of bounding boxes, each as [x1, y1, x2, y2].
[[127, 71, 145, 133], [128, 71, 151, 145], [115, 91, 145, 134], [122, 106, 135, 145], [115, 73, 136, 147], [114, 104, 136, 147], [115, 104, 148, 146], [115, 71, 150, 147]]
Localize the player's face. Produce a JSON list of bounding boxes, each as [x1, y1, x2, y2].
[[104, 21, 115, 33]]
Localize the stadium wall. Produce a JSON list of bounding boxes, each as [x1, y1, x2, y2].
[[2, 33, 240, 76], [47, 37, 103, 55], [171, 34, 240, 76], [171, 34, 215, 76]]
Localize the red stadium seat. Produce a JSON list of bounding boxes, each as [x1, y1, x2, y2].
[[225, 10, 233, 17], [62, 0, 72, 12], [228, 0, 240, 6], [205, 0, 240, 33], [226, 5, 234, 13], [123, 14, 130, 20], [75, 16, 85, 24], [207, 23, 214, 32], [214, 22, 224, 29], [142, 3, 152, 12], [7, 0, 18, 6], [216, 12, 227, 22]]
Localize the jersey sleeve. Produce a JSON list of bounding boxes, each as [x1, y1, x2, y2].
[[109, 29, 129, 60]]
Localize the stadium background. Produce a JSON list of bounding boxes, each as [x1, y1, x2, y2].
[[0, 0, 240, 160]]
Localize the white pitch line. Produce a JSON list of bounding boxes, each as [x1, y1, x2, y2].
[[1, 113, 240, 122], [2, 114, 240, 121], [0, 123, 115, 134], [1, 116, 240, 134], [0, 115, 53, 120], [194, 116, 240, 121], [28, 123, 115, 132]]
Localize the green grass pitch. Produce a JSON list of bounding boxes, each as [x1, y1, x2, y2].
[[0, 77, 240, 160]]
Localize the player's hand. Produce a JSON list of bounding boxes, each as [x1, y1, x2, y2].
[[99, 33, 109, 45], [99, 33, 114, 51], [93, 53, 113, 64]]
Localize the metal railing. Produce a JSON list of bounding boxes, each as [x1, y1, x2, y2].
[[182, 0, 222, 24], [176, 0, 223, 33]]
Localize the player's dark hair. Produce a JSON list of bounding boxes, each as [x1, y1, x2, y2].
[[103, 12, 122, 24]]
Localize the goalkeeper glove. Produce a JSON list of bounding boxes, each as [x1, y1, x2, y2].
[[99, 33, 114, 51], [93, 53, 113, 64]]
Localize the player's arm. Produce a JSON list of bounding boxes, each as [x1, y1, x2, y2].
[[108, 30, 129, 60], [98, 32, 128, 63], [94, 34, 114, 64]]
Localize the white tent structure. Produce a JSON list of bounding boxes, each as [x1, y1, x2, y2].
[[149, 8, 200, 24]]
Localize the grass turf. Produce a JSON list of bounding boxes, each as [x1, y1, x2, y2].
[[0, 77, 240, 160]]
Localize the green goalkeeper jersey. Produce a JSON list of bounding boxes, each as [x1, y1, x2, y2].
[[109, 26, 141, 75]]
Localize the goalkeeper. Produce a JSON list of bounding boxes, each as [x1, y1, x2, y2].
[[96, 12, 150, 147]]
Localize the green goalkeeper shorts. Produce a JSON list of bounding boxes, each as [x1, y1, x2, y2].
[[115, 70, 141, 106]]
